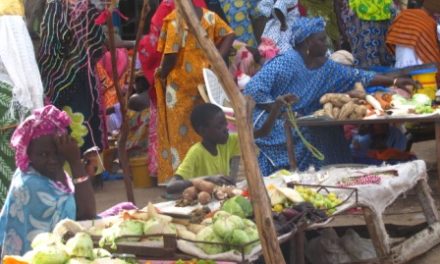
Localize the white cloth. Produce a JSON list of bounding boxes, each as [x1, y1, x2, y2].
[[394, 45, 423, 69], [0, 15, 43, 111]]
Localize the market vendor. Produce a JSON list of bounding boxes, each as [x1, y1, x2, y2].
[[0, 105, 95, 258], [167, 97, 296, 194], [243, 17, 417, 176]]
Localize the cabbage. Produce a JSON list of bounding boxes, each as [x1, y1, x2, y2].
[[91, 258, 128, 264], [66, 258, 92, 264], [32, 245, 69, 264], [31, 232, 62, 249], [65, 232, 94, 259], [143, 218, 177, 240], [99, 220, 144, 249], [242, 219, 257, 229], [221, 196, 253, 218], [213, 214, 244, 238], [243, 226, 260, 253], [212, 211, 231, 222], [225, 229, 250, 247], [195, 226, 225, 255], [412, 93, 431, 106]]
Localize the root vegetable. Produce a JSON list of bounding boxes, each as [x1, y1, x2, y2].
[[366, 95, 383, 111], [314, 109, 325, 116], [354, 105, 367, 117], [192, 179, 215, 194], [323, 103, 334, 118], [198, 191, 212, 205], [332, 107, 340, 119], [338, 101, 355, 120], [182, 186, 198, 201]]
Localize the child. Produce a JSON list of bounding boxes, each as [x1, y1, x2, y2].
[[0, 105, 96, 258], [167, 94, 296, 194]]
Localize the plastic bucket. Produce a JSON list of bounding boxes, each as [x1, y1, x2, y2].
[[410, 68, 438, 100], [129, 156, 152, 188]]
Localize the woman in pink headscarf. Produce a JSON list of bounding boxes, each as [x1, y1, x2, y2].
[[138, 0, 206, 178], [0, 105, 95, 258]]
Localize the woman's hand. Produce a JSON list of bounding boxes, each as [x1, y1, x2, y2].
[[395, 77, 418, 93], [55, 135, 81, 165], [275, 93, 298, 106]]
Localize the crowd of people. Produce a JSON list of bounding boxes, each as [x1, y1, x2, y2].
[[0, 0, 439, 258]]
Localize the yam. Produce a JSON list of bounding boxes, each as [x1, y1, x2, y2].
[[192, 179, 215, 194], [354, 105, 367, 117], [182, 186, 198, 201], [338, 101, 355, 120], [314, 109, 326, 116], [197, 191, 212, 205], [323, 102, 334, 118], [320, 93, 351, 105], [332, 107, 340, 119]]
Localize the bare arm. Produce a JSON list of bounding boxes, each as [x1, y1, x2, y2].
[[166, 175, 193, 194], [216, 33, 235, 60], [368, 74, 416, 93], [56, 135, 96, 220]]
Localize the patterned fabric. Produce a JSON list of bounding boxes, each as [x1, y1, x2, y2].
[[96, 49, 130, 109], [290, 16, 325, 46], [217, 0, 260, 47], [38, 0, 106, 151], [126, 109, 150, 158], [155, 9, 233, 183], [243, 50, 375, 175], [147, 100, 159, 176], [300, 0, 340, 47], [261, 0, 300, 53], [386, 9, 440, 68], [0, 168, 76, 258], [348, 0, 393, 21], [10, 105, 71, 172], [339, 0, 394, 67], [0, 81, 18, 206]]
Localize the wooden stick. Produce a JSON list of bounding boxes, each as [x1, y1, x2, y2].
[[125, 0, 150, 100], [106, 2, 135, 203], [284, 121, 297, 171], [362, 207, 390, 258], [174, 2, 285, 263], [415, 179, 439, 225], [391, 222, 440, 263]]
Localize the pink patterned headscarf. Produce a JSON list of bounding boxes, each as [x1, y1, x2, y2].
[[10, 105, 71, 171]]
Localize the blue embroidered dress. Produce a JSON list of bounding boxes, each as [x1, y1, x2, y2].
[[0, 168, 76, 258], [244, 50, 375, 175]]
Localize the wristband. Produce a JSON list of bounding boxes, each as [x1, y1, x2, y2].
[[73, 176, 89, 184]]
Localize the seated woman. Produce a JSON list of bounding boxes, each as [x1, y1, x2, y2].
[[244, 17, 416, 176], [0, 105, 95, 257], [167, 96, 295, 194]]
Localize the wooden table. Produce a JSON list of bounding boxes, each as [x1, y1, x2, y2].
[[294, 114, 440, 189]]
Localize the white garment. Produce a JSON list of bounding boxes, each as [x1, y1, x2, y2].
[[0, 15, 43, 111], [394, 45, 423, 69]]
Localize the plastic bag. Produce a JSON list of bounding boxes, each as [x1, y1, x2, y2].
[[305, 228, 351, 264], [341, 228, 376, 261]]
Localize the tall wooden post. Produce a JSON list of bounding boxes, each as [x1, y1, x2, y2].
[[174, 1, 286, 263]]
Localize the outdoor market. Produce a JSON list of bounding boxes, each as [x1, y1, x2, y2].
[[0, 0, 439, 263]]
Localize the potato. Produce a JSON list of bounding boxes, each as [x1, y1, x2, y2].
[[354, 105, 367, 117], [182, 186, 198, 201], [192, 179, 215, 194], [197, 191, 212, 205]]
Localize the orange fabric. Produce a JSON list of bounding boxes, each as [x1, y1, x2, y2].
[[367, 148, 414, 161], [96, 60, 129, 109], [386, 9, 440, 68], [155, 9, 233, 183]]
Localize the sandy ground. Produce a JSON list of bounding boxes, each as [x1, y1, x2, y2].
[[95, 140, 440, 263]]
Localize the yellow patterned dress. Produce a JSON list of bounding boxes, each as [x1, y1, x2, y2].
[[156, 8, 233, 183]]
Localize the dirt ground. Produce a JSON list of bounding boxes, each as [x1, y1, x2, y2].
[[95, 140, 440, 263]]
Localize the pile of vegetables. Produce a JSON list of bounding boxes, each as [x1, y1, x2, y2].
[[314, 93, 368, 120], [3, 231, 135, 264], [391, 93, 434, 114], [178, 179, 242, 207], [195, 210, 259, 255]]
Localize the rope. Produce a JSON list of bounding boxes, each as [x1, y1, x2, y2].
[[284, 103, 325, 161]]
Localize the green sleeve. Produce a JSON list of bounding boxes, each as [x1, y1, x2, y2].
[[229, 134, 241, 157]]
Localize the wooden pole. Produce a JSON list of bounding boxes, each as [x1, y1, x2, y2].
[[125, 0, 150, 100], [106, 1, 135, 203], [174, 1, 286, 263]]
